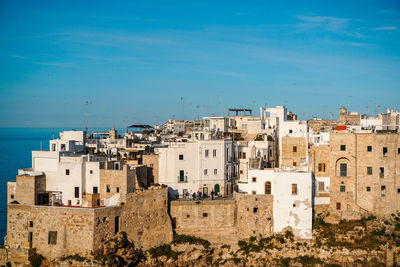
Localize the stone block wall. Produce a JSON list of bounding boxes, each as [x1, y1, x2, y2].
[[171, 194, 274, 245], [281, 137, 307, 168], [142, 154, 159, 184], [236, 194, 274, 239], [170, 199, 237, 245], [120, 187, 173, 250], [6, 204, 98, 260]]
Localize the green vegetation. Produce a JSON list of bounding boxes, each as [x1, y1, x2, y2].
[[61, 254, 87, 262], [28, 253, 43, 267], [172, 234, 211, 249], [93, 254, 127, 267], [254, 135, 264, 141], [148, 244, 179, 260]]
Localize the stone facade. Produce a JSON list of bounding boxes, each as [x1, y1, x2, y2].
[[142, 154, 159, 184], [99, 164, 148, 205], [328, 132, 400, 216], [5, 187, 173, 260], [280, 137, 307, 168], [170, 194, 274, 245], [15, 174, 46, 205], [120, 188, 173, 250], [236, 194, 273, 239]]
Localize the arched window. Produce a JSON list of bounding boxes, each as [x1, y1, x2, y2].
[[265, 182, 271, 194]]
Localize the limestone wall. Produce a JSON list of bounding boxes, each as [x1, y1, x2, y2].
[[236, 194, 273, 239], [6, 204, 98, 260], [120, 187, 173, 250], [171, 194, 274, 245], [171, 199, 237, 244], [142, 154, 159, 184], [281, 137, 307, 167]]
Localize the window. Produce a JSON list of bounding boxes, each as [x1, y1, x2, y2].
[[291, 184, 298, 195], [179, 170, 185, 182], [293, 162, 297, 166], [115, 216, 120, 235], [336, 203, 341, 210], [93, 187, 98, 194], [398, 148, 400, 154], [106, 185, 111, 193], [383, 147, 388, 157], [214, 169, 218, 175], [213, 149, 217, 157], [340, 145, 346, 151], [74, 187, 79, 198], [318, 182, 325, 192], [340, 163, 347, 177], [179, 154, 184, 160], [265, 182, 271, 194], [293, 146, 297, 153], [116, 187, 120, 193], [240, 170, 243, 174], [366, 186, 371, 192], [29, 221, 33, 227], [28, 232, 33, 243], [381, 185, 386, 197], [318, 163, 326, 172], [205, 149, 209, 157], [48, 231, 57, 245], [10, 194, 14, 199], [204, 169, 208, 175], [252, 177, 257, 183], [52, 143, 56, 151], [289, 129, 293, 134], [397, 188, 400, 194], [252, 191, 257, 195], [340, 185, 346, 192], [367, 146, 372, 152], [253, 207, 258, 213], [66, 169, 70, 175], [379, 167, 384, 178], [90, 170, 93, 174], [202, 213, 208, 217], [367, 167, 372, 175], [60, 144, 66, 151], [115, 163, 119, 170]]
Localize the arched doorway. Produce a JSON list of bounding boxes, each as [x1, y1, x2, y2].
[[214, 184, 220, 193], [265, 181, 271, 194]]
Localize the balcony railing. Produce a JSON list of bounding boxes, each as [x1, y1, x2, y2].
[[177, 176, 188, 183]]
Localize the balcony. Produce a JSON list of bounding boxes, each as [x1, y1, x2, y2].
[[177, 176, 188, 183]]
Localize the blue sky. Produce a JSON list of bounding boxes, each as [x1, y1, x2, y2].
[[0, 0, 399, 127]]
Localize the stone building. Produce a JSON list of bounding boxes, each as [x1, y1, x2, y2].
[[142, 153, 159, 184], [280, 137, 308, 170], [99, 161, 148, 206], [5, 187, 173, 261], [170, 193, 273, 245], [313, 131, 400, 216]]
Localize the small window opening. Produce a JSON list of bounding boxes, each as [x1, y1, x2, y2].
[[253, 207, 258, 213], [106, 185, 111, 193], [48, 231, 57, 245], [202, 213, 208, 217], [29, 221, 33, 227]]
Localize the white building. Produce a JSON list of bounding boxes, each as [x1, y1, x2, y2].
[[238, 169, 313, 239], [203, 117, 228, 133], [24, 130, 104, 206], [157, 139, 234, 198]]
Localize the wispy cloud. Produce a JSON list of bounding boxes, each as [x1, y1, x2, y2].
[[8, 55, 26, 59], [32, 61, 77, 67], [371, 26, 397, 31], [295, 15, 351, 32]]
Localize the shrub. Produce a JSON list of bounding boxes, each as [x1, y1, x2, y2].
[[61, 254, 86, 262], [28, 253, 43, 267], [148, 244, 178, 260], [173, 234, 211, 249]]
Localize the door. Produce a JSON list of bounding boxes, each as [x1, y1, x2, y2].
[[214, 184, 220, 193], [203, 187, 208, 196]]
